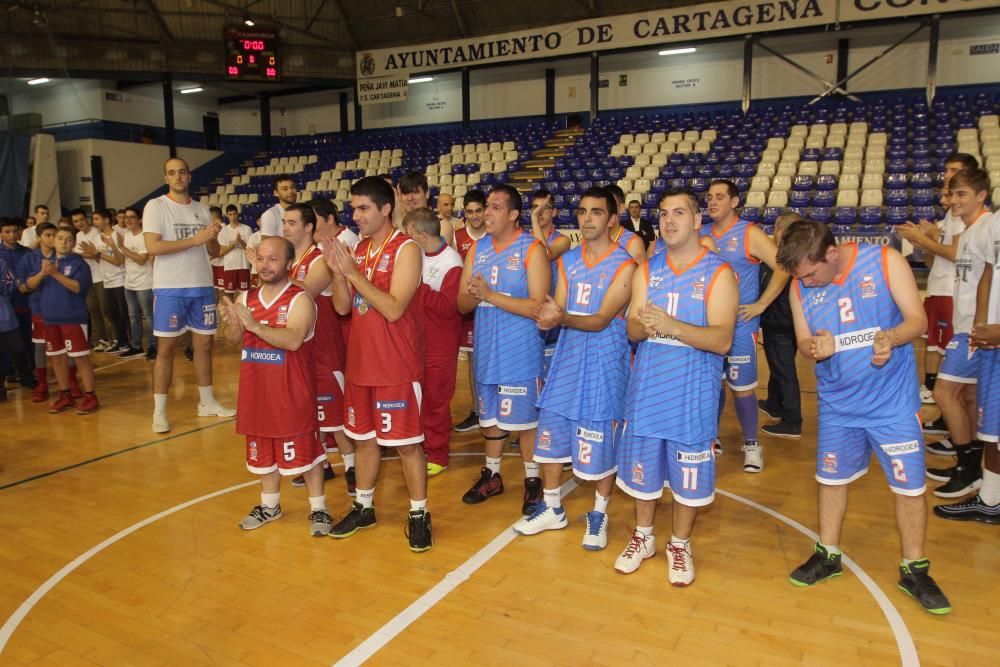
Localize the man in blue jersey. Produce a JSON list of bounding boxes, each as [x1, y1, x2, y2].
[[604, 184, 648, 265], [458, 184, 551, 516], [703, 180, 790, 472], [529, 189, 571, 378], [615, 188, 738, 586], [778, 220, 951, 615], [512, 187, 636, 549]]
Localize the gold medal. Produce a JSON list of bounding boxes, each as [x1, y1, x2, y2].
[[358, 299, 369, 315]]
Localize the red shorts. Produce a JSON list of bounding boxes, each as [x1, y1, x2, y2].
[[44, 323, 89, 357], [31, 314, 45, 344], [924, 296, 954, 352], [317, 369, 345, 433], [212, 265, 226, 289], [344, 380, 424, 446], [224, 269, 251, 293], [245, 431, 326, 476], [459, 315, 474, 352]]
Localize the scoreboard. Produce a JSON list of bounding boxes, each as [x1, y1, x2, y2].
[[225, 28, 280, 81]]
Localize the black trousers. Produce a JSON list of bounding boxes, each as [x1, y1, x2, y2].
[[0, 327, 32, 384], [103, 285, 130, 345], [762, 327, 801, 425]]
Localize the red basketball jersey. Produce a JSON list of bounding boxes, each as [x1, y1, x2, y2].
[[292, 246, 345, 374], [454, 226, 485, 260], [236, 282, 317, 437], [347, 230, 425, 386]]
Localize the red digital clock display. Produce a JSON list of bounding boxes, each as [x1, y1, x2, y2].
[[225, 28, 280, 81]]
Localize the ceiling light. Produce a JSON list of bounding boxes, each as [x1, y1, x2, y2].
[[27, 77, 50, 85], [659, 47, 696, 56], [243, 17, 255, 27], [395, 4, 404, 18], [408, 77, 433, 84], [179, 87, 203, 94]]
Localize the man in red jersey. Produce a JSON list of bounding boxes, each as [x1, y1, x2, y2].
[[452, 189, 487, 432], [323, 176, 431, 553], [221, 236, 330, 536]]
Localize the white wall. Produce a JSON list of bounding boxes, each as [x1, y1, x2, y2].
[[362, 72, 462, 129], [751, 32, 839, 100], [10, 80, 103, 127], [56, 139, 221, 210], [939, 14, 1000, 87], [101, 84, 217, 133]]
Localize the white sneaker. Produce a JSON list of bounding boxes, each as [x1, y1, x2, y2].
[[93, 339, 111, 352], [239, 504, 282, 530], [152, 411, 170, 433], [614, 530, 656, 574], [309, 509, 334, 537], [742, 441, 764, 473], [198, 400, 236, 417], [582, 511, 608, 551], [512, 505, 568, 536], [920, 385, 935, 404], [666, 541, 695, 586]]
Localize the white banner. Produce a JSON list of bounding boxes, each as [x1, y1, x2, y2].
[[357, 74, 409, 105], [356, 0, 1000, 78]]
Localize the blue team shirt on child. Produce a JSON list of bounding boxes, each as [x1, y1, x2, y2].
[[38, 254, 92, 325], [16, 248, 55, 315]]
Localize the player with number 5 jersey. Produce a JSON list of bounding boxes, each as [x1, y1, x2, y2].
[[779, 219, 952, 616]]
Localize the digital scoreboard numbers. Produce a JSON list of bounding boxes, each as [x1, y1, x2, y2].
[[225, 28, 280, 81]]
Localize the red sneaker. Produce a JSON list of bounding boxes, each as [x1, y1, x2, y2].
[[30, 383, 49, 403], [49, 392, 76, 414], [77, 393, 100, 415], [461, 467, 504, 504]]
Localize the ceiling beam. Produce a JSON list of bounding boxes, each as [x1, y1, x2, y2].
[[326, 0, 357, 49], [218, 82, 351, 105], [449, 0, 467, 37], [199, 0, 343, 47], [305, 0, 328, 31], [141, 0, 175, 44]]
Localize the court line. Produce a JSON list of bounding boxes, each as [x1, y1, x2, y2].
[[0, 420, 234, 492], [715, 489, 919, 667], [332, 475, 581, 667]]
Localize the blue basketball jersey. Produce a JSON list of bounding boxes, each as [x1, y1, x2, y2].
[[472, 231, 545, 383], [539, 243, 634, 420], [542, 228, 568, 346], [701, 217, 760, 334], [797, 244, 920, 426], [625, 248, 730, 443]]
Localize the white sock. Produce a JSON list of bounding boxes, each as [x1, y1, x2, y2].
[[342, 452, 356, 470], [153, 393, 167, 412], [593, 492, 610, 514], [356, 488, 375, 508], [524, 461, 540, 478], [543, 488, 561, 509], [308, 495, 326, 512], [980, 467, 1000, 506], [820, 542, 842, 555], [410, 498, 427, 512], [636, 525, 653, 537], [261, 492, 280, 508], [670, 534, 690, 548], [198, 385, 215, 404], [485, 456, 502, 474]]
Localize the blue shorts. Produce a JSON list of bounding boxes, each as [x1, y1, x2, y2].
[[977, 348, 1000, 443], [477, 377, 540, 431], [939, 333, 978, 383], [533, 409, 618, 480], [541, 328, 559, 378], [614, 421, 715, 506], [724, 330, 758, 391], [816, 414, 925, 495], [153, 287, 217, 337]]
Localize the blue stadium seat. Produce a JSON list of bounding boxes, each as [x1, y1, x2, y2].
[[790, 191, 810, 207], [801, 148, 821, 162], [912, 205, 936, 221], [910, 172, 933, 189], [885, 173, 908, 190], [887, 159, 908, 174], [834, 207, 857, 225], [886, 206, 909, 225], [763, 207, 782, 225], [911, 189, 935, 206], [742, 207, 761, 222], [688, 178, 708, 194], [886, 190, 909, 206], [859, 206, 882, 225], [815, 175, 838, 191], [793, 175, 814, 191], [811, 206, 831, 223], [812, 191, 836, 207]]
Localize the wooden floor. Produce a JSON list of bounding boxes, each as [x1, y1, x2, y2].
[[0, 338, 997, 667]]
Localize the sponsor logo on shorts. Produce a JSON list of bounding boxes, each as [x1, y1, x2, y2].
[[346, 406, 355, 426], [879, 440, 920, 456], [575, 426, 604, 443], [631, 461, 645, 485], [822, 451, 837, 473], [376, 400, 408, 410], [835, 327, 879, 352], [498, 385, 528, 396], [725, 355, 752, 364], [316, 394, 333, 402], [676, 450, 712, 463], [537, 429, 552, 450], [242, 348, 285, 364], [946, 338, 959, 350], [168, 314, 179, 328], [248, 440, 258, 462]]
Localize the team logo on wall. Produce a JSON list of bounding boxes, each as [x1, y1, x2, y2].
[[360, 53, 376, 77]]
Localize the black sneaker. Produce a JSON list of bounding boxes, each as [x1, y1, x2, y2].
[[290, 465, 336, 487], [925, 438, 956, 456], [933, 494, 1000, 524], [462, 467, 504, 504], [406, 510, 433, 552], [453, 411, 480, 432], [184, 346, 194, 361], [345, 467, 357, 496], [898, 559, 951, 615], [757, 400, 781, 421], [789, 543, 843, 586], [925, 465, 955, 483], [521, 476, 543, 516], [329, 501, 376, 538], [922, 416, 948, 436], [119, 347, 145, 358], [761, 421, 802, 439], [933, 469, 982, 498], [146, 347, 158, 362]]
